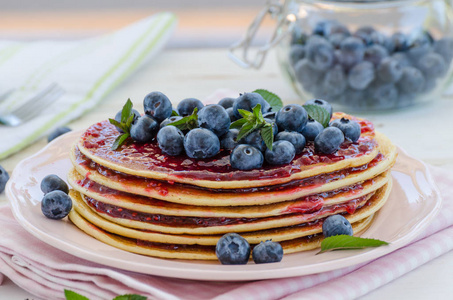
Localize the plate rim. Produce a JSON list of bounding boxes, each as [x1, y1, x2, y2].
[[5, 131, 443, 281]]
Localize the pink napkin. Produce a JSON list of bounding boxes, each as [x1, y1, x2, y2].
[[0, 166, 452, 300]]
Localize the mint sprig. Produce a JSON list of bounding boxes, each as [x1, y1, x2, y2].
[[64, 289, 147, 300], [230, 104, 275, 150], [253, 89, 284, 111], [303, 104, 331, 128], [317, 235, 389, 254], [108, 99, 135, 150], [168, 107, 199, 131]]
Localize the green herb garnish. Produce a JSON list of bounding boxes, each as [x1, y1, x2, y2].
[[168, 107, 199, 131], [253, 89, 284, 112], [317, 235, 389, 254], [64, 289, 147, 300], [303, 104, 331, 128], [171, 109, 179, 116], [108, 99, 135, 150], [230, 104, 275, 150]]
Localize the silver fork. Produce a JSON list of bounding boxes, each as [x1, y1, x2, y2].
[[0, 83, 65, 126]]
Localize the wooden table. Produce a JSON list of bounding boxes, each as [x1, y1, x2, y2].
[[0, 48, 452, 299]]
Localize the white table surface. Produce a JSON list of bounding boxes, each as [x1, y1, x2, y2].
[[0, 48, 452, 300]]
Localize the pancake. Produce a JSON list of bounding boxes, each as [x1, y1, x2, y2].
[[68, 207, 375, 260], [77, 113, 379, 189], [72, 180, 390, 235], [69, 168, 390, 218], [70, 132, 396, 206]]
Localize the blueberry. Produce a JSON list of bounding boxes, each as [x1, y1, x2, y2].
[[320, 64, 347, 97], [289, 44, 306, 65], [304, 99, 333, 118], [407, 43, 432, 63], [322, 215, 353, 238], [370, 31, 388, 47], [239, 130, 266, 152], [416, 52, 447, 78], [392, 52, 412, 68], [301, 118, 324, 141], [330, 118, 361, 142], [339, 88, 368, 110], [348, 61, 375, 90], [377, 57, 403, 83], [291, 26, 309, 45], [230, 144, 264, 170], [338, 37, 365, 69], [293, 59, 325, 89], [252, 241, 283, 264], [265, 140, 296, 165], [218, 97, 236, 109], [47, 126, 71, 143], [130, 115, 159, 143], [354, 26, 376, 45], [160, 116, 183, 128], [216, 233, 251, 265], [306, 35, 334, 71], [369, 82, 399, 109], [198, 104, 231, 137], [434, 37, 453, 64], [364, 44, 388, 67], [391, 32, 409, 52], [276, 131, 306, 154], [0, 165, 10, 193], [329, 33, 348, 49], [41, 191, 72, 220], [184, 128, 220, 159], [276, 104, 308, 132], [314, 127, 344, 154], [232, 92, 271, 119], [263, 111, 276, 120], [177, 98, 204, 116], [143, 91, 172, 122], [226, 107, 239, 122], [221, 129, 239, 151], [157, 126, 185, 156], [397, 67, 425, 94], [114, 109, 141, 133], [313, 20, 336, 36], [41, 174, 69, 194], [330, 23, 350, 36], [408, 30, 433, 60]]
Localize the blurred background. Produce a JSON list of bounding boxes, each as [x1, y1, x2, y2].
[[0, 0, 273, 47]]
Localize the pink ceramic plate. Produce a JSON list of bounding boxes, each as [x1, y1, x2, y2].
[[6, 131, 442, 281]]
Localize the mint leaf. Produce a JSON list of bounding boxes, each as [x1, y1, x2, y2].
[[171, 109, 179, 116], [112, 133, 130, 151], [252, 104, 265, 123], [253, 89, 284, 111], [237, 109, 253, 119], [121, 99, 133, 124], [125, 113, 135, 129], [64, 289, 90, 300], [303, 104, 331, 128], [109, 118, 127, 133], [237, 122, 258, 141], [230, 118, 248, 129], [260, 123, 274, 151], [113, 294, 147, 300], [168, 107, 199, 131], [318, 235, 389, 254]]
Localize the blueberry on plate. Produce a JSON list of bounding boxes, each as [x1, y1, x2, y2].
[[157, 126, 185, 156], [397, 67, 425, 94], [230, 144, 264, 170], [322, 215, 353, 238], [232, 92, 271, 119], [276, 104, 308, 132], [348, 61, 375, 90], [0, 165, 10, 193], [41, 190, 72, 220], [216, 233, 251, 265], [276, 131, 306, 154], [130, 115, 159, 143], [47, 126, 72, 143], [143, 91, 172, 122], [304, 99, 333, 118], [198, 104, 231, 137], [114, 109, 141, 133], [301, 118, 324, 141], [252, 240, 283, 264], [220, 129, 239, 151], [330, 118, 361, 143], [160, 116, 183, 128], [218, 97, 236, 109], [226, 107, 239, 122], [177, 98, 204, 116], [265, 140, 296, 165], [314, 127, 345, 154], [305, 35, 334, 71], [41, 174, 69, 194], [263, 111, 276, 120], [377, 57, 403, 84], [238, 130, 266, 152], [184, 128, 220, 159]]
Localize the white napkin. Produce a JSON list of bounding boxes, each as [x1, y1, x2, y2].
[[0, 12, 177, 159]]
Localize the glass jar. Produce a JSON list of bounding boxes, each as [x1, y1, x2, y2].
[[231, 0, 453, 111]]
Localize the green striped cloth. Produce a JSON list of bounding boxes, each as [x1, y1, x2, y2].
[[0, 12, 177, 160]]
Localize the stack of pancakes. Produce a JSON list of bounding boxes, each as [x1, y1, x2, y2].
[[67, 113, 397, 260]]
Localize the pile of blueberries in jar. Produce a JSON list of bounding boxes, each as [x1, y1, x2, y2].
[[289, 19, 453, 110]]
